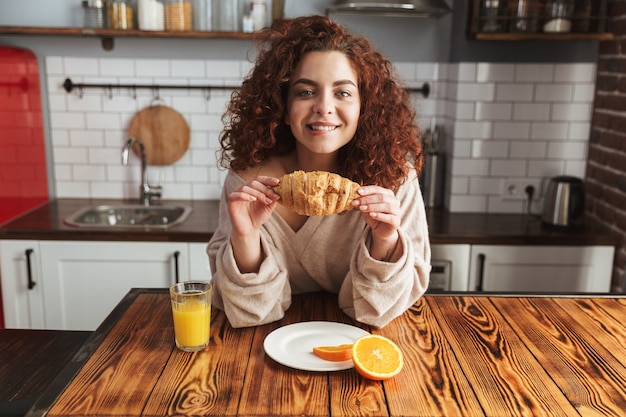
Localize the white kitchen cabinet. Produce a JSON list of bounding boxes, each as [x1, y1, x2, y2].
[[1, 240, 212, 331], [430, 244, 471, 291], [188, 242, 211, 281], [0, 240, 45, 329], [468, 245, 615, 293]]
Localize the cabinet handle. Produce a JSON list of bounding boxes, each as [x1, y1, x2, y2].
[[173, 251, 180, 283], [476, 253, 485, 292], [25, 248, 36, 290]]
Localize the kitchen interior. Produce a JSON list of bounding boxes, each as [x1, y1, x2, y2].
[[1, 1, 626, 416], [0, 0, 624, 332]]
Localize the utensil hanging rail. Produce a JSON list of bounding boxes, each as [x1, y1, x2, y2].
[[63, 78, 430, 98]]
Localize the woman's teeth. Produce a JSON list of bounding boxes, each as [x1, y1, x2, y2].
[[309, 125, 336, 131]]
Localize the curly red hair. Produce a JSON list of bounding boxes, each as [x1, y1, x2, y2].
[[218, 15, 423, 191]]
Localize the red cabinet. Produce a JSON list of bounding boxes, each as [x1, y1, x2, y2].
[[0, 46, 49, 327]]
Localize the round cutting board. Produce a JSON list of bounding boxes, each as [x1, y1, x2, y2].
[[128, 105, 190, 165]]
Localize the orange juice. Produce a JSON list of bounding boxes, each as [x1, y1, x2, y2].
[[170, 281, 212, 352], [172, 299, 211, 349]]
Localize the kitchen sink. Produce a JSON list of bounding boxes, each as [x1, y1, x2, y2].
[[64, 204, 192, 229]]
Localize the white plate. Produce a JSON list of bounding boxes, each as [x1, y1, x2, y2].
[[263, 321, 369, 371]]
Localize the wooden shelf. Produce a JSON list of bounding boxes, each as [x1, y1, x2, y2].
[[0, 26, 254, 40], [466, 0, 612, 42], [473, 32, 614, 41]]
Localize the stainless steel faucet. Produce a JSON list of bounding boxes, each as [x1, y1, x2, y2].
[[122, 137, 162, 205]]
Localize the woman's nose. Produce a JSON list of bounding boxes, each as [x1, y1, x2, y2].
[[313, 93, 333, 115]]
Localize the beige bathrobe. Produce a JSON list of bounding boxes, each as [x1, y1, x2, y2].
[[207, 170, 431, 328]]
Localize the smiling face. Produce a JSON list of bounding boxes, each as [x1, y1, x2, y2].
[[285, 51, 361, 161]]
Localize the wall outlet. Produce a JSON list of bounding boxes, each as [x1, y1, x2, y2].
[[502, 179, 543, 201]]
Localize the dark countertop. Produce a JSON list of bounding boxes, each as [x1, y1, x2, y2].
[[0, 329, 90, 417], [0, 198, 619, 246]]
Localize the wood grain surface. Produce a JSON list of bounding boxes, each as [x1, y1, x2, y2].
[[33, 291, 626, 417], [128, 105, 190, 166]]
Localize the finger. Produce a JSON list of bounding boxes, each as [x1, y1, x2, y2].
[[357, 185, 394, 197], [368, 211, 400, 228]]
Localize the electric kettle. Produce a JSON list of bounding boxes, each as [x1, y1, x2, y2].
[[541, 176, 585, 228]]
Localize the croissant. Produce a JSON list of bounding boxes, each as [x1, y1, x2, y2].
[[275, 170, 360, 216]]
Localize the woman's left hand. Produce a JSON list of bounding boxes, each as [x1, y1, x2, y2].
[[353, 186, 402, 261]]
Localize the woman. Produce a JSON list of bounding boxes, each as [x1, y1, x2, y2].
[[207, 15, 431, 328]]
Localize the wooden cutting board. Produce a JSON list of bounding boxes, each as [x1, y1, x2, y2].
[[128, 105, 190, 165]]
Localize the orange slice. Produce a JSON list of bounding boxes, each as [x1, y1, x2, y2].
[[351, 334, 404, 380], [312, 343, 354, 362]]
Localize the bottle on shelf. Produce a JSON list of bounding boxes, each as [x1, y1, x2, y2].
[[251, 1, 267, 31], [107, 0, 135, 29], [508, 0, 540, 33], [165, 0, 194, 31]]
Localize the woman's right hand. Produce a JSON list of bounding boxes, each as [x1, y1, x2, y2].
[[227, 176, 280, 237]]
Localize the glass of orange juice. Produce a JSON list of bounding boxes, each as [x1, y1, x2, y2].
[[169, 281, 212, 352]]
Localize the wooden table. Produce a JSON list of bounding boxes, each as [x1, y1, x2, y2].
[[26, 289, 626, 417]]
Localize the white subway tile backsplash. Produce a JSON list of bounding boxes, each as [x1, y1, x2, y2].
[[491, 159, 526, 176], [99, 58, 135, 76], [475, 102, 512, 120], [510, 141, 547, 159], [496, 84, 534, 102], [69, 130, 104, 147], [453, 121, 492, 139], [547, 142, 587, 160], [551, 103, 592, 121], [513, 103, 551, 121], [171, 60, 206, 78], [64, 57, 100, 75], [515, 64, 554, 82], [554, 63, 595, 82], [452, 158, 490, 176], [457, 83, 496, 101], [454, 63, 477, 82], [573, 84, 595, 102], [493, 122, 531, 139], [472, 140, 509, 158], [56, 182, 90, 197], [531, 122, 569, 140], [528, 160, 565, 177], [136, 59, 171, 77], [568, 122, 591, 140], [73, 165, 107, 181], [44, 58, 595, 214], [535, 84, 574, 102], [45, 57, 64, 75], [50, 112, 87, 129], [476, 63, 515, 82], [564, 160, 587, 177]]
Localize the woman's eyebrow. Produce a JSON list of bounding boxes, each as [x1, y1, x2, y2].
[[292, 78, 357, 87]]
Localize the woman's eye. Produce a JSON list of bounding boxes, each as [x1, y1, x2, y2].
[[295, 89, 314, 97], [337, 90, 351, 97]]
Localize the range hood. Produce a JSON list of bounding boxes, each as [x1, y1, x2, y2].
[[326, 0, 452, 18]]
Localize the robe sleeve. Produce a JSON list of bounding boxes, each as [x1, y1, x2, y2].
[[337, 172, 431, 328], [207, 171, 292, 328]]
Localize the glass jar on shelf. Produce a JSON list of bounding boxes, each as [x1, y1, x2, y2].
[[82, 0, 105, 28], [107, 0, 135, 29], [165, 0, 194, 31], [543, 0, 574, 33], [137, 0, 165, 31], [480, 0, 506, 33]]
